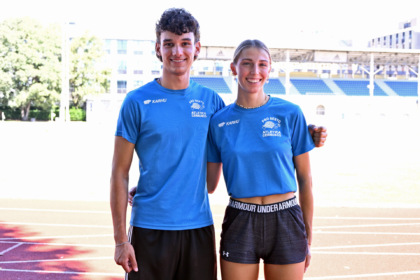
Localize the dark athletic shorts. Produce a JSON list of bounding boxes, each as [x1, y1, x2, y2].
[[220, 197, 308, 265], [126, 225, 217, 280]]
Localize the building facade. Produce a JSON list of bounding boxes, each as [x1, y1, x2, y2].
[[369, 17, 420, 50]]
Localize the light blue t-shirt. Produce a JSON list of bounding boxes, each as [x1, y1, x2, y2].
[[116, 79, 225, 230], [207, 96, 314, 198]]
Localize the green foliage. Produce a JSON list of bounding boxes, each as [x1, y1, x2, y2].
[[69, 107, 86, 121], [69, 33, 111, 108], [0, 17, 62, 120], [0, 18, 111, 120], [0, 106, 59, 121]]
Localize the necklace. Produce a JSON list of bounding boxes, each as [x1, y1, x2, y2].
[[236, 95, 269, 109]]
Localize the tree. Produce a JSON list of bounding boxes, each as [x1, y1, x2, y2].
[[69, 33, 110, 108], [0, 17, 61, 120]]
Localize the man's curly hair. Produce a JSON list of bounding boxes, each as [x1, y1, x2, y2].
[[155, 8, 200, 61]]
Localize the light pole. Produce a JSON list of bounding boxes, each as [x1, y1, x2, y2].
[[60, 21, 71, 122]]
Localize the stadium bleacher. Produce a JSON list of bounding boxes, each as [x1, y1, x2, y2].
[[189, 76, 418, 97], [191, 76, 231, 93], [264, 78, 286, 94], [333, 80, 388, 96], [291, 78, 333, 95], [384, 81, 418, 97]]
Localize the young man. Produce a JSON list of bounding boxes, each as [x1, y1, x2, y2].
[[110, 8, 327, 280]]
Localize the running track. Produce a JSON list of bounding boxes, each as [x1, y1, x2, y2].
[[1, 198, 419, 280]]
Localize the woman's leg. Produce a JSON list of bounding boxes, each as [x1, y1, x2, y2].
[[221, 259, 259, 280], [264, 262, 305, 280]]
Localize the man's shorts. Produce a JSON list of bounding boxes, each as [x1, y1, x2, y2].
[[126, 225, 217, 280], [220, 197, 308, 265]]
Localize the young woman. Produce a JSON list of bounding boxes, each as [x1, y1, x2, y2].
[[207, 39, 314, 280]]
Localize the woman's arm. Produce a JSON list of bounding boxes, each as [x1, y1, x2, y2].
[[294, 152, 313, 272]]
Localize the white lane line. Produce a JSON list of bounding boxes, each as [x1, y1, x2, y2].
[[0, 222, 111, 228], [0, 256, 112, 264], [0, 240, 113, 248], [0, 233, 112, 241], [0, 268, 121, 277], [315, 216, 420, 221], [0, 207, 109, 214], [0, 242, 23, 256], [313, 230, 420, 236], [304, 270, 420, 279], [315, 222, 420, 230], [314, 242, 420, 250], [311, 251, 420, 256]]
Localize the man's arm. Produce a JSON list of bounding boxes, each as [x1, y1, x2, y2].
[[207, 162, 222, 194], [110, 136, 138, 273], [308, 124, 327, 147]]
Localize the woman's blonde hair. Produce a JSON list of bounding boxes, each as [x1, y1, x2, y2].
[[232, 39, 271, 64]]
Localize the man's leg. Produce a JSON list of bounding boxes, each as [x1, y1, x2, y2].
[[176, 225, 217, 280], [127, 226, 180, 280]]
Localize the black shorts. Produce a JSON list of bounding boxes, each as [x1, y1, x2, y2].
[[126, 225, 217, 280], [220, 197, 308, 265]]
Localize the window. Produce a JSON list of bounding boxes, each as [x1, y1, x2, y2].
[[316, 105, 325, 115], [117, 81, 127, 94], [133, 40, 143, 55], [133, 80, 143, 88], [117, 40, 127, 54], [104, 39, 112, 54], [118, 60, 127, 74]]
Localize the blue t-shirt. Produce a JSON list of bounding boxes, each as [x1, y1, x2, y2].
[[207, 96, 314, 198], [116, 79, 225, 230]]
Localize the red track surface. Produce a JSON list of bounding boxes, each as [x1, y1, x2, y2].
[[1, 198, 420, 280]]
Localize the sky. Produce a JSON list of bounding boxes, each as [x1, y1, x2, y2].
[[1, 0, 419, 49]]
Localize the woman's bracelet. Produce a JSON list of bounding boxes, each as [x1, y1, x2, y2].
[[115, 241, 130, 247]]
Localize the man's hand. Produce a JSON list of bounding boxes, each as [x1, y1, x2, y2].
[[114, 242, 138, 273], [308, 124, 327, 148], [128, 186, 137, 206]]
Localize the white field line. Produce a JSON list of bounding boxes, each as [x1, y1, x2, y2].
[[0, 221, 111, 228], [0, 268, 121, 277], [313, 230, 420, 236], [314, 241, 420, 250], [0, 256, 112, 264], [314, 222, 420, 230], [215, 228, 420, 236], [315, 216, 420, 221], [0, 233, 112, 241], [0, 207, 109, 214], [0, 240, 113, 249], [0, 242, 23, 256], [302, 270, 420, 279], [311, 251, 420, 256]]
